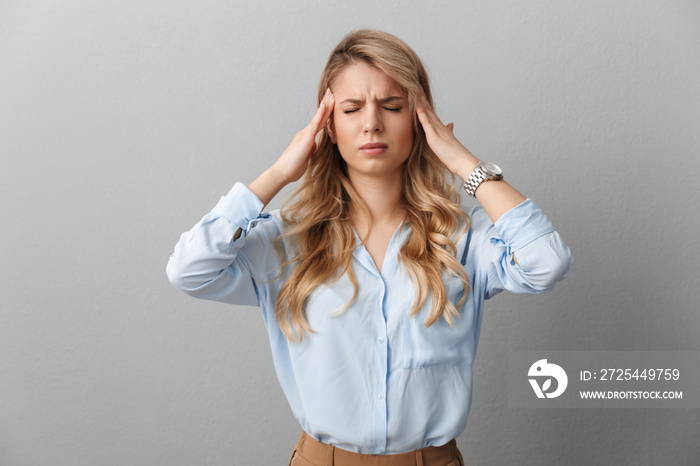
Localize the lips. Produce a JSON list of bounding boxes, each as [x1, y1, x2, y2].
[[360, 142, 388, 155], [361, 143, 388, 150]]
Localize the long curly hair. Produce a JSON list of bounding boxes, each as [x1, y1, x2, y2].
[[275, 29, 470, 341]]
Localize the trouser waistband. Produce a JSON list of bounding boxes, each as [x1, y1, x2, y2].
[[290, 431, 463, 466]]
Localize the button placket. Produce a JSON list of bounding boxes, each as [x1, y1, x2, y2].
[[370, 274, 389, 454]]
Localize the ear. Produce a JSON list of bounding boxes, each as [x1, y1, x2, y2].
[[326, 116, 337, 144]]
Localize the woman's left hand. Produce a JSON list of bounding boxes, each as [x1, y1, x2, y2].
[[417, 87, 526, 224], [415, 88, 477, 178]]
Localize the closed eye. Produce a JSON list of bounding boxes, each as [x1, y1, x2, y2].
[[343, 107, 402, 114]]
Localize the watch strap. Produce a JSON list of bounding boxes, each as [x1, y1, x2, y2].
[[463, 161, 503, 197]]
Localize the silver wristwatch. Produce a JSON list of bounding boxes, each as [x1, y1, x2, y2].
[[463, 161, 504, 197]]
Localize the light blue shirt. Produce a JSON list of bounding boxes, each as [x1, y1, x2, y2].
[[166, 182, 572, 455]]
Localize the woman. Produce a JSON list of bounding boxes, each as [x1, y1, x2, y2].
[[167, 29, 572, 465]]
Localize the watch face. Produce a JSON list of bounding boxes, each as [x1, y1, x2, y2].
[[481, 161, 502, 176]]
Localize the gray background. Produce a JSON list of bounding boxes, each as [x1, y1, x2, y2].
[[1, 0, 698, 464]]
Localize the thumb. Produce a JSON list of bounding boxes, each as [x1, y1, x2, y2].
[[447, 122, 455, 132]]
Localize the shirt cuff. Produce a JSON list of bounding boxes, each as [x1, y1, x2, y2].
[[210, 182, 265, 232], [492, 199, 555, 252]]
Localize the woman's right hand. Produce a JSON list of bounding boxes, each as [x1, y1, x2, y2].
[[272, 88, 335, 184], [247, 89, 334, 208]]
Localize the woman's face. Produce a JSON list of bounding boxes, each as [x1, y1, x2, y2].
[[327, 62, 414, 182]]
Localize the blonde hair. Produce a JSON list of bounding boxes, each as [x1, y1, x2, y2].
[[275, 29, 470, 341]]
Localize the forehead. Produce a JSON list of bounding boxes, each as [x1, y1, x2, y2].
[[332, 62, 405, 98]]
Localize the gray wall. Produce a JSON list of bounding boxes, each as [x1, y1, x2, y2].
[[2, 0, 698, 464]]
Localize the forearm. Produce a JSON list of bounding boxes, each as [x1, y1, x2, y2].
[[166, 182, 273, 305], [414, 91, 527, 223], [226, 167, 286, 243], [472, 199, 572, 298], [454, 150, 526, 225], [247, 166, 288, 209]]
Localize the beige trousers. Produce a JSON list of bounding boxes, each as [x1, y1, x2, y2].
[[289, 431, 464, 466]]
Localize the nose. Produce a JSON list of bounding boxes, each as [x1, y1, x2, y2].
[[363, 106, 383, 133]]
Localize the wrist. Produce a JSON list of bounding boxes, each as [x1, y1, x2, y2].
[[268, 164, 292, 188], [453, 150, 480, 181], [456, 160, 479, 182], [248, 167, 287, 208], [462, 161, 504, 198]]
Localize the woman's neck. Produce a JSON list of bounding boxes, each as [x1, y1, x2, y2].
[[348, 170, 405, 232]]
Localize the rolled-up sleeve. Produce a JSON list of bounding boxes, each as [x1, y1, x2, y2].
[[166, 182, 282, 306], [469, 199, 573, 299]]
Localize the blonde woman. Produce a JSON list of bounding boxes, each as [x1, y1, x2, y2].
[[167, 29, 572, 466]]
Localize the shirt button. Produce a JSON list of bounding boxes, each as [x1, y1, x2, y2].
[[378, 393, 384, 399], [377, 337, 384, 344], [375, 447, 382, 454]]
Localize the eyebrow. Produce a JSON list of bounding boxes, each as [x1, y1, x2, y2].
[[340, 96, 405, 105]]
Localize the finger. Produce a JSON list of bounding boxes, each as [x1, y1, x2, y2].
[[416, 103, 439, 140], [415, 92, 431, 122], [310, 89, 334, 132], [320, 90, 335, 127], [308, 89, 330, 122], [416, 94, 443, 138], [416, 90, 443, 128], [447, 122, 454, 132], [308, 92, 329, 127]]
